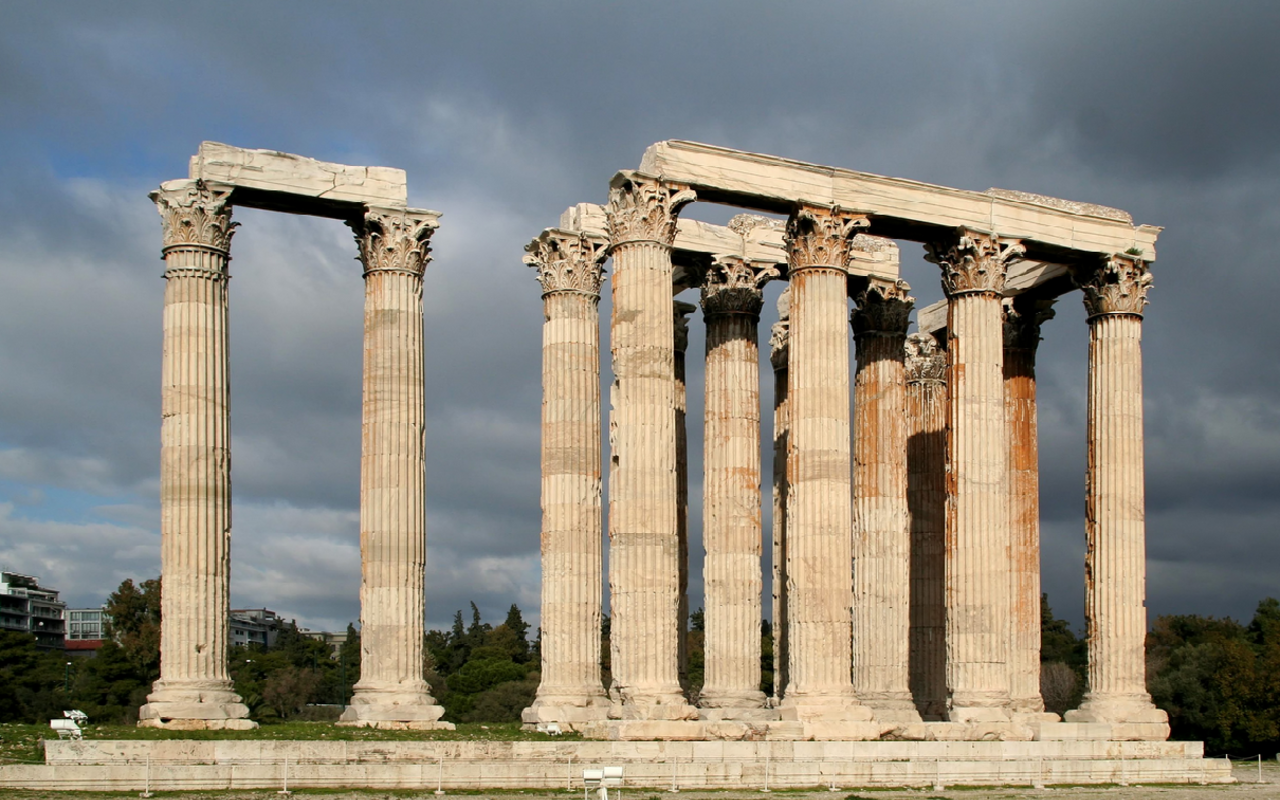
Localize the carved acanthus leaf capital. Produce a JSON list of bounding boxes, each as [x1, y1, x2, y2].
[[852, 278, 915, 338], [349, 207, 439, 277], [905, 332, 946, 384], [673, 301, 697, 354], [605, 172, 696, 247], [700, 255, 779, 318], [1002, 296, 1056, 350], [925, 228, 1025, 297], [769, 288, 791, 370], [785, 204, 870, 271], [1074, 253, 1153, 318], [151, 180, 237, 253], [523, 229, 607, 297]]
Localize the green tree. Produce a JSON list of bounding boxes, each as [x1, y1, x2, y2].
[[103, 577, 161, 684]]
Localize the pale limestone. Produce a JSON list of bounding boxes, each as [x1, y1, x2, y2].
[[139, 180, 253, 731], [522, 230, 610, 729], [340, 207, 450, 730]]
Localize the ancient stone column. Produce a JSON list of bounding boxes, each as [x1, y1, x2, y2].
[[698, 256, 777, 718], [924, 228, 1024, 723], [1003, 296, 1056, 718], [603, 172, 699, 720], [1065, 254, 1169, 740], [673, 299, 696, 697], [139, 179, 254, 731], [521, 230, 611, 729], [780, 205, 874, 730], [340, 206, 449, 729], [770, 291, 791, 702], [850, 278, 920, 724], [905, 333, 947, 720]]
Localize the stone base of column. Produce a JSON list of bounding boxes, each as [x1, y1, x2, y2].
[[778, 691, 876, 726], [1065, 694, 1170, 740], [137, 680, 256, 730], [698, 690, 778, 722], [609, 697, 700, 722], [860, 692, 924, 724], [947, 691, 1013, 724], [521, 690, 610, 731], [338, 683, 453, 730]]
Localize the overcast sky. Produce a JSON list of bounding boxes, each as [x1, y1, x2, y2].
[[1, 2, 1277, 636]]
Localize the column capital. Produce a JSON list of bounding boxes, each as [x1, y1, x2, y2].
[[1002, 296, 1057, 351], [151, 179, 237, 255], [784, 204, 870, 272], [1074, 253, 1154, 319], [905, 333, 946, 384], [524, 229, 607, 297], [605, 171, 696, 248], [349, 206, 440, 278], [673, 300, 697, 354], [925, 228, 1025, 298], [769, 289, 791, 371], [700, 255, 778, 319], [851, 278, 914, 338]]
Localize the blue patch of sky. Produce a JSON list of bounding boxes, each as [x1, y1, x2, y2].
[[0, 480, 148, 527]]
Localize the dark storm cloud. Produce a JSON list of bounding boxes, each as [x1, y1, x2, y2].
[[0, 1, 1277, 633]]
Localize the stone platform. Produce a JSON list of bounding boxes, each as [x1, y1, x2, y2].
[[0, 738, 1231, 791]]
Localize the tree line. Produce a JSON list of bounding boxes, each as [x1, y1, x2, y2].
[[3, 576, 1280, 755]]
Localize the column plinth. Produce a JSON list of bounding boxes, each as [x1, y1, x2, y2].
[[906, 334, 947, 720], [851, 279, 920, 724], [140, 179, 254, 731], [779, 205, 874, 732], [1003, 297, 1059, 721], [1064, 255, 1169, 740], [340, 207, 450, 730], [698, 257, 776, 720], [521, 230, 611, 730], [925, 229, 1023, 723], [604, 173, 699, 720]]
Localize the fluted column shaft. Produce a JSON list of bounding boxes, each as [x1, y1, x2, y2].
[[699, 258, 772, 710], [1066, 255, 1167, 736], [1004, 298, 1054, 714], [523, 231, 609, 726], [851, 280, 919, 721], [604, 173, 698, 718], [141, 180, 251, 729], [342, 206, 447, 728], [906, 334, 947, 720], [926, 229, 1024, 721], [780, 205, 871, 725]]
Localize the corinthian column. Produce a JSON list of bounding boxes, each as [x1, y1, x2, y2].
[[1065, 254, 1169, 740], [698, 256, 777, 718], [770, 291, 791, 702], [780, 205, 873, 730], [924, 228, 1024, 723], [521, 229, 610, 729], [140, 179, 254, 731], [340, 206, 450, 729], [604, 172, 699, 720], [1003, 296, 1056, 718], [905, 333, 947, 721], [851, 278, 920, 724]]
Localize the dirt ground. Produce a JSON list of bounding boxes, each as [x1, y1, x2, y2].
[[2, 761, 1277, 800]]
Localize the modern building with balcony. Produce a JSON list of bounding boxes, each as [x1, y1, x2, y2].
[[0, 571, 67, 650]]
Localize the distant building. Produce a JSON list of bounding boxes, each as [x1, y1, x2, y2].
[[300, 628, 350, 656], [0, 571, 67, 650], [230, 608, 283, 649], [65, 607, 110, 658]]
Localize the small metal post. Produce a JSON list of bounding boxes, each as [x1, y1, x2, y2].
[[669, 758, 678, 793], [278, 755, 291, 795], [435, 754, 445, 795], [139, 754, 153, 798], [761, 750, 770, 793]]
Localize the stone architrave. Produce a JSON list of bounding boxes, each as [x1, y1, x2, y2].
[[139, 180, 255, 731], [698, 256, 778, 719], [1003, 295, 1057, 719], [770, 290, 791, 703], [924, 228, 1025, 723], [779, 204, 875, 733], [905, 333, 947, 721], [603, 172, 699, 720], [673, 299, 697, 697], [850, 278, 920, 725], [340, 206, 450, 729], [1065, 254, 1170, 740], [521, 230, 611, 729]]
